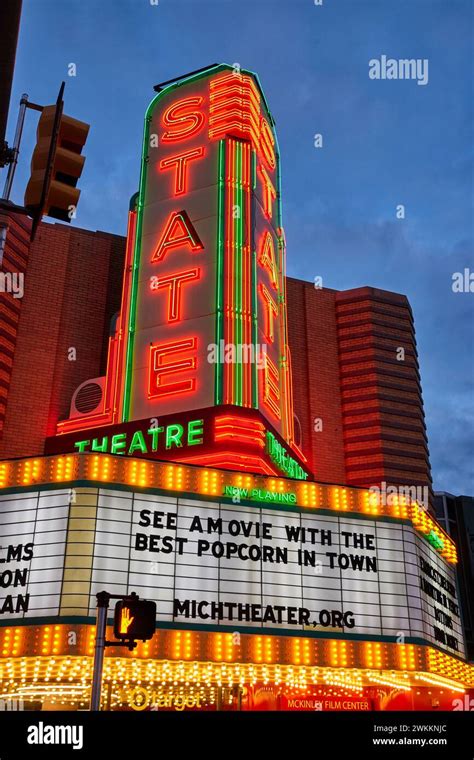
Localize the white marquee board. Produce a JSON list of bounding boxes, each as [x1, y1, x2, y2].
[[0, 488, 465, 658]]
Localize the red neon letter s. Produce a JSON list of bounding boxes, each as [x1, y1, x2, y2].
[[149, 337, 197, 398], [162, 97, 205, 142]]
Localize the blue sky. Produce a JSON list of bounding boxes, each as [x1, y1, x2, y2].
[[6, 0, 473, 493]]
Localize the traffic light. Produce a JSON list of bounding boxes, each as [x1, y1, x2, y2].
[[24, 103, 89, 223], [113, 598, 156, 642]]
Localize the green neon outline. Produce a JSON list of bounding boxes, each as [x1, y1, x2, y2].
[[235, 140, 243, 406], [232, 140, 237, 404], [273, 119, 288, 432], [251, 149, 258, 409], [215, 139, 225, 405], [122, 113, 149, 422]]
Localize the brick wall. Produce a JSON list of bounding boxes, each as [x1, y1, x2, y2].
[[286, 278, 346, 484], [0, 219, 125, 458], [0, 211, 31, 439], [286, 281, 433, 496], [335, 287, 432, 496]]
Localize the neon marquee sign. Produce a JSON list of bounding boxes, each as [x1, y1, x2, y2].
[[123, 65, 296, 428], [48, 406, 311, 480], [73, 419, 204, 456], [222, 485, 298, 505]]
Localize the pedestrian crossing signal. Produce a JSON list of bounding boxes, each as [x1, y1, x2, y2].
[[113, 599, 156, 642]]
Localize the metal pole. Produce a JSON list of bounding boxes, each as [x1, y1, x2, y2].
[[2, 93, 28, 201], [0, 93, 28, 266], [90, 591, 109, 711]]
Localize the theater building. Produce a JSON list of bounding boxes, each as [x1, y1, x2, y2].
[[0, 63, 472, 711]]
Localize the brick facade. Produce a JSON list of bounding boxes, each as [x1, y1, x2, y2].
[[286, 278, 346, 484], [0, 217, 124, 458], [0, 211, 31, 440], [335, 287, 432, 496]]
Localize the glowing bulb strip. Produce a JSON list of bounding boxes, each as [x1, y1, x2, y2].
[[0, 638, 472, 692], [410, 503, 457, 563], [415, 673, 465, 693]]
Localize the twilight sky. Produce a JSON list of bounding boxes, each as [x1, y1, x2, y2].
[[6, 0, 473, 493]]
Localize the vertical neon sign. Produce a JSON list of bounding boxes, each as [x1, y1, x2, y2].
[[121, 64, 297, 451]]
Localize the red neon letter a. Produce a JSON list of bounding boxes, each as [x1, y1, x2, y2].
[[152, 210, 203, 263], [259, 231, 279, 288]]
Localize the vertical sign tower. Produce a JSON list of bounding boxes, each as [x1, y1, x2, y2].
[[52, 64, 310, 479]]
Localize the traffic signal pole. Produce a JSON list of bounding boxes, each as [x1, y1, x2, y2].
[[1, 93, 28, 202], [0, 85, 60, 260], [90, 591, 151, 711], [0, 91, 28, 267], [90, 591, 109, 712]]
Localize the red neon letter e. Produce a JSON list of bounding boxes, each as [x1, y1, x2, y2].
[[149, 337, 197, 398], [263, 354, 281, 419]]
